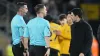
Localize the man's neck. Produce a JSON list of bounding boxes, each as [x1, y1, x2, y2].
[[17, 11, 23, 16], [37, 13, 44, 18]]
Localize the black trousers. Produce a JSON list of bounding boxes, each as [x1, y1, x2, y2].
[[61, 54, 69, 56], [99, 43, 100, 56], [50, 48, 59, 56], [70, 52, 92, 56], [29, 45, 46, 56], [12, 43, 24, 56]]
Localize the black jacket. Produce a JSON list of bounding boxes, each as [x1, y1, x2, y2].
[[97, 25, 100, 44], [69, 20, 93, 56]]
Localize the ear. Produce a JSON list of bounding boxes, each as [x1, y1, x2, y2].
[[39, 9, 44, 13], [19, 8, 23, 11]]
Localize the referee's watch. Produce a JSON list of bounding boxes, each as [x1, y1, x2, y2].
[[24, 48, 28, 53], [46, 47, 50, 49]]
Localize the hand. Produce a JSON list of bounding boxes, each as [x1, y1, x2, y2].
[[53, 30, 61, 35], [79, 53, 84, 56], [44, 49, 50, 56], [23, 50, 29, 56], [21, 36, 24, 44]]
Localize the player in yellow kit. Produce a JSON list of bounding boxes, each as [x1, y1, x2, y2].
[[44, 15, 61, 56], [57, 14, 72, 56]]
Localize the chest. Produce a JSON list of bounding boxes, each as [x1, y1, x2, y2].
[[71, 24, 86, 38]]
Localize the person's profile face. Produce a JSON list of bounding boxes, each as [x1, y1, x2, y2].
[[43, 6, 47, 16], [71, 12, 76, 22], [59, 19, 66, 25], [40, 6, 47, 16], [67, 14, 73, 25], [21, 5, 28, 15]]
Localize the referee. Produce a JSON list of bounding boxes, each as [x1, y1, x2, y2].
[[23, 4, 51, 56], [11, 2, 28, 56]]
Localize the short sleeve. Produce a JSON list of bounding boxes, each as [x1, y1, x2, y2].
[[17, 19, 26, 28], [44, 21, 51, 37], [17, 17, 26, 36], [23, 26, 29, 38], [19, 27, 24, 36]]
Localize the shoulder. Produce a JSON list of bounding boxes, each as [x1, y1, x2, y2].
[[51, 23, 60, 27], [51, 23, 59, 26], [82, 21, 90, 27], [14, 15, 23, 21], [27, 18, 35, 25], [11, 15, 21, 23], [82, 21, 92, 30], [42, 19, 49, 25], [43, 18, 49, 23], [12, 15, 18, 20], [15, 15, 22, 19]]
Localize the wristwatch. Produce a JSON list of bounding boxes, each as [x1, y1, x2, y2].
[[46, 47, 50, 49], [24, 48, 28, 53]]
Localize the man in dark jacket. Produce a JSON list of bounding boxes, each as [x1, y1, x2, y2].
[[97, 25, 100, 56], [69, 8, 93, 56]]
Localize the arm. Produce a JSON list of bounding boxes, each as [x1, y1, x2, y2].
[[44, 21, 51, 56], [23, 27, 29, 49], [18, 18, 26, 45], [44, 23, 51, 47], [44, 37, 50, 56], [24, 38, 29, 50], [81, 24, 93, 55], [60, 30, 71, 40], [19, 28, 24, 44], [56, 26, 71, 40], [45, 37, 50, 47], [23, 23, 29, 56]]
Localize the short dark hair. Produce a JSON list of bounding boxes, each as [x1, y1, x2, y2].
[[16, 2, 27, 11], [44, 15, 53, 22], [59, 14, 66, 21], [67, 11, 71, 14], [34, 4, 45, 13], [70, 8, 83, 18]]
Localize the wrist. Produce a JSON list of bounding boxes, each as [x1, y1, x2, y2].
[[24, 48, 28, 53], [46, 46, 50, 49], [24, 48, 28, 50], [80, 53, 84, 55]]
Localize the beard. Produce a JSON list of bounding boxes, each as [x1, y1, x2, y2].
[[42, 11, 47, 16], [23, 12, 27, 15]]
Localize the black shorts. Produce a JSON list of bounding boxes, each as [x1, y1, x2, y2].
[[12, 43, 24, 56], [29, 45, 46, 56], [61, 54, 69, 56], [50, 48, 59, 56]]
